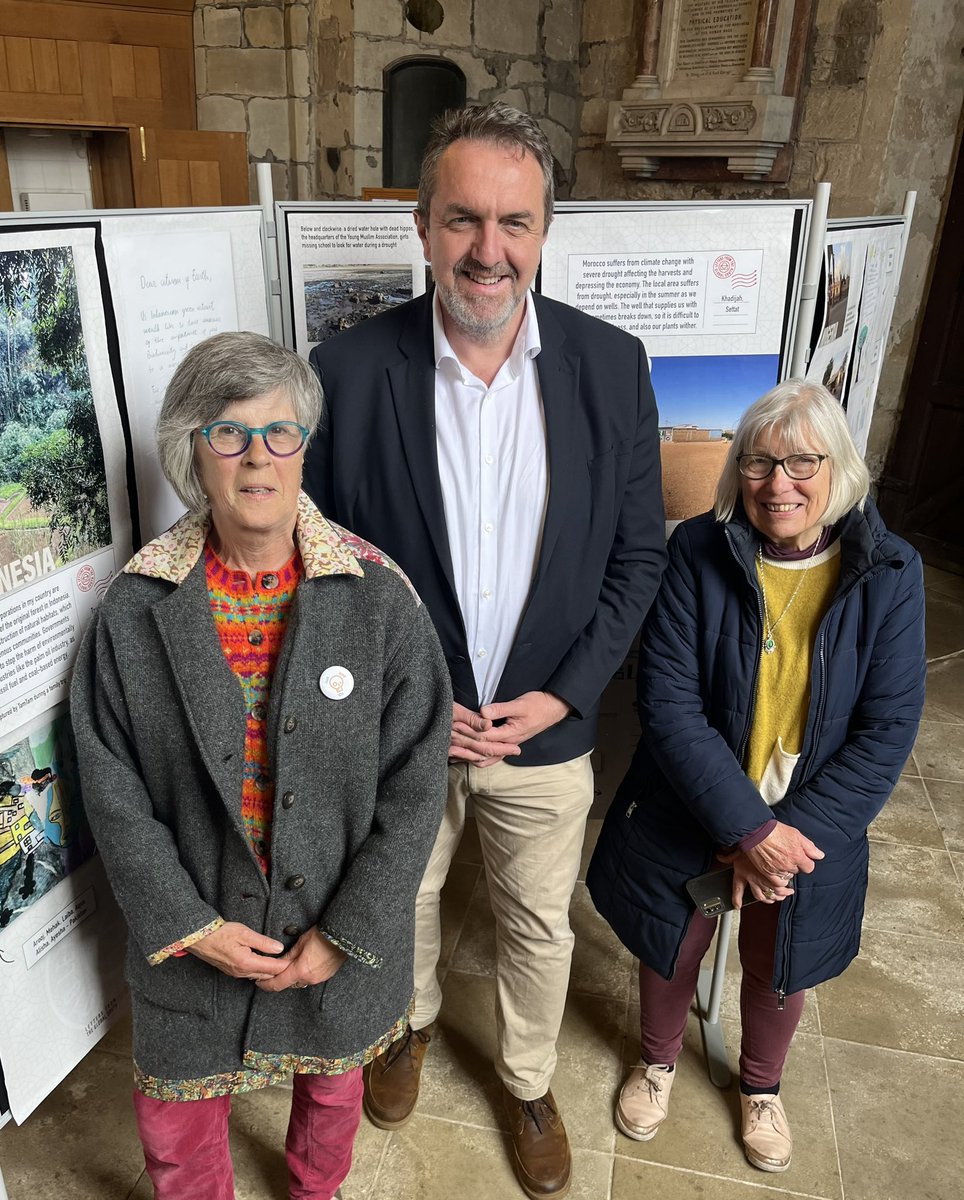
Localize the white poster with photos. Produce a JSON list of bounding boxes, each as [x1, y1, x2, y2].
[[280, 206, 427, 356]]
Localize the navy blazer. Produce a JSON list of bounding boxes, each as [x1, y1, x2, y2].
[[306, 291, 667, 766]]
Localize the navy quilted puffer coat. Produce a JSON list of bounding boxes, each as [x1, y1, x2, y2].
[[587, 498, 926, 998]]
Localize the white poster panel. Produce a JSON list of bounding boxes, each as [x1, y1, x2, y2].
[[0, 226, 130, 744], [101, 209, 269, 542], [543, 204, 804, 523], [283, 209, 425, 356], [805, 221, 904, 456], [0, 810, 128, 1121]]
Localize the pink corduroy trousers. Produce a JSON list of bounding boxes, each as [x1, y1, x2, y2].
[[132, 1067, 362, 1200]]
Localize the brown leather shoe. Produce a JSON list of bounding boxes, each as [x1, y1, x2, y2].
[[502, 1086, 572, 1199], [362, 1024, 432, 1129]]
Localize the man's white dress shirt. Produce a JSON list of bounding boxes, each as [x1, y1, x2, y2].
[[433, 293, 548, 707]]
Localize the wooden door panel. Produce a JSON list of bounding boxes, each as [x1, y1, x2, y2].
[[132, 129, 249, 208]]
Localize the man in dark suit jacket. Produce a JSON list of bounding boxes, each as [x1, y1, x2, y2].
[[306, 102, 666, 1200]]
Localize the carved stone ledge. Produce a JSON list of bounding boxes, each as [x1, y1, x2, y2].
[[609, 93, 794, 181]]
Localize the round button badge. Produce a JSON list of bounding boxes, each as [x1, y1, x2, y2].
[[320, 666, 354, 700]]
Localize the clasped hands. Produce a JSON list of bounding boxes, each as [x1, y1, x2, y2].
[[187, 922, 346, 990], [448, 692, 571, 765], [718, 822, 825, 909]]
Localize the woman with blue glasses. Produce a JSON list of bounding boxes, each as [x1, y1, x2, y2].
[[71, 331, 451, 1199]]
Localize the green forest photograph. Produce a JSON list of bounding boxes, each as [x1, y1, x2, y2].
[[0, 243, 111, 587]]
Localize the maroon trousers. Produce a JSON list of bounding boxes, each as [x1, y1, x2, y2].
[[637, 899, 805, 1090], [132, 1068, 363, 1200]]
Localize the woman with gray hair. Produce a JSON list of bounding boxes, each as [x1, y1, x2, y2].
[[589, 380, 925, 1173], [71, 331, 451, 1199]]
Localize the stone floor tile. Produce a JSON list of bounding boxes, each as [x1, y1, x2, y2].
[[825, 1039, 964, 1200], [0, 1048, 146, 1200], [922, 590, 964, 660], [913, 720, 964, 782], [578, 817, 602, 881], [926, 778, 964, 853], [415, 970, 504, 1130], [863, 842, 964, 938], [816, 926, 964, 1058], [551, 991, 626, 1152], [614, 1018, 841, 1198], [453, 814, 483, 866], [569, 882, 635, 1001], [868, 775, 945, 848], [337, 1114, 391, 1200], [923, 565, 964, 600], [923, 655, 964, 724], [612, 1155, 830, 1199], [448, 872, 497, 976], [439, 860, 482, 968], [363, 1115, 612, 1200]]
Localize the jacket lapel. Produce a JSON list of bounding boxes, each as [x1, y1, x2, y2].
[[530, 299, 579, 592], [150, 560, 247, 828], [390, 297, 459, 598]]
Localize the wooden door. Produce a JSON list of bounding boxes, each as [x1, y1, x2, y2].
[[129, 128, 249, 207], [878, 134, 964, 571]]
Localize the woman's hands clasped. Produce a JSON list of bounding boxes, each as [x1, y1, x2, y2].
[[188, 922, 346, 990], [720, 822, 825, 909]]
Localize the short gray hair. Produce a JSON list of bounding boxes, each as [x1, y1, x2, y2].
[[157, 332, 322, 515], [417, 102, 555, 230], [714, 379, 871, 526]]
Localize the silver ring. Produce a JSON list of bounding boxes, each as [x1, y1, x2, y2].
[[295, 982, 308, 989]]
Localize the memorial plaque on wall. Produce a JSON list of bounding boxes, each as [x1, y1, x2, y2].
[[672, 0, 756, 83]]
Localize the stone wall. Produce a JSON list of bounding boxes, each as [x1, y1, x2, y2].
[[313, 0, 582, 198], [195, 0, 312, 202], [575, 0, 964, 477]]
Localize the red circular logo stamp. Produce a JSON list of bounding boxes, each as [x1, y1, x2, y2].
[[713, 254, 736, 279], [76, 564, 96, 593]]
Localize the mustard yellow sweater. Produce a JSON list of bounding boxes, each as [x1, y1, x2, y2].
[[745, 543, 841, 794]]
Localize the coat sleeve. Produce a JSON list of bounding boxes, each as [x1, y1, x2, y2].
[[775, 553, 926, 852], [315, 602, 452, 967], [70, 608, 224, 964], [636, 522, 776, 846], [544, 341, 668, 717]]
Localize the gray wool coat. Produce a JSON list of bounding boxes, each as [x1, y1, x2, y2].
[[70, 498, 451, 1085]]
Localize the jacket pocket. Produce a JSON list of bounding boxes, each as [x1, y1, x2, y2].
[[126, 950, 217, 1018]]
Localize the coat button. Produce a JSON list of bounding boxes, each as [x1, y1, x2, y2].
[[248, 629, 264, 646], [284, 715, 297, 734], [281, 791, 295, 810], [285, 874, 306, 890], [251, 702, 267, 721], [283, 923, 301, 937]]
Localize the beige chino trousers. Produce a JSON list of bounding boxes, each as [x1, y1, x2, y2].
[[411, 753, 594, 1101]]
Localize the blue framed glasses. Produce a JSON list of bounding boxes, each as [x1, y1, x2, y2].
[[198, 420, 309, 458]]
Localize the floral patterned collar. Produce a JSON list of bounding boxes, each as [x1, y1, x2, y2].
[[125, 492, 366, 585]]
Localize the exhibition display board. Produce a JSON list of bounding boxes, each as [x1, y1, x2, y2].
[[0, 191, 909, 1140]]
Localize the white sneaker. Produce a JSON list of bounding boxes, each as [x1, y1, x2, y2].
[[614, 1062, 675, 1141], [741, 1092, 792, 1171]]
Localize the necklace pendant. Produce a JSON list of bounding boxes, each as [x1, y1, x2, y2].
[[763, 636, 776, 655]]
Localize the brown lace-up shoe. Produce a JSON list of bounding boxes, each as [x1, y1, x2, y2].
[[502, 1086, 572, 1199], [362, 1024, 432, 1129]]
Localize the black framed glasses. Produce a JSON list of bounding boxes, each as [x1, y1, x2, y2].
[[198, 420, 309, 458], [736, 453, 828, 480]]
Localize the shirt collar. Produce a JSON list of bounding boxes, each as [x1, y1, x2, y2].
[[124, 491, 365, 585], [431, 289, 541, 383]]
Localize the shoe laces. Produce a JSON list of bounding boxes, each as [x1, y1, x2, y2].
[[746, 1097, 782, 1131], [383, 1026, 429, 1071], [520, 1095, 555, 1134], [630, 1065, 668, 1104]]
